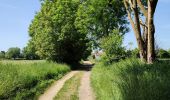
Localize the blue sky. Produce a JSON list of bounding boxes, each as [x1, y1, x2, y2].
[[0, 0, 170, 51], [124, 0, 170, 50], [0, 0, 41, 51]]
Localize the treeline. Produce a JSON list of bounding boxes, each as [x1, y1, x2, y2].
[[126, 48, 170, 59], [0, 47, 40, 60], [100, 46, 170, 65], [26, 0, 128, 65]]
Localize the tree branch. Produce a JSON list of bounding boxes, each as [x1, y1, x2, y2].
[[124, 0, 136, 33], [139, 18, 147, 28], [137, 0, 148, 17]]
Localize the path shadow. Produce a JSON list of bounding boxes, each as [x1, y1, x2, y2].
[[73, 61, 95, 71]]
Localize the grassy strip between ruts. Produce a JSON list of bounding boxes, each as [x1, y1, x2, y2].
[[91, 59, 170, 100], [0, 61, 70, 100], [55, 72, 83, 100]]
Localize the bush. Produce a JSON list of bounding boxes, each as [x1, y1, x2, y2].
[[100, 30, 126, 63], [157, 49, 170, 58], [0, 61, 70, 99], [91, 59, 170, 100], [0, 51, 5, 59]]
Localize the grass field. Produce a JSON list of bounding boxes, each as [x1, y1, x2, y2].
[[0, 60, 70, 100], [55, 72, 83, 100], [91, 59, 170, 100]]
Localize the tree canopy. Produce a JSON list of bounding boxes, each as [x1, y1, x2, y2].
[[27, 0, 129, 65], [29, 0, 91, 65], [23, 41, 40, 60], [6, 47, 20, 59], [75, 0, 129, 48], [0, 51, 5, 59]]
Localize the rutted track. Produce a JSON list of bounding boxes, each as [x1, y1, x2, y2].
[[39, 71, 78, 100]]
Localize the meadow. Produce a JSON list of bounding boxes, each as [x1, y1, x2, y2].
[[91, 59, 170, 100], [0, 60, 70, 99]]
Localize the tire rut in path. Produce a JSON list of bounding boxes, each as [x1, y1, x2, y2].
[[38, 71, 78, 100], [79, 71, 95, 100]]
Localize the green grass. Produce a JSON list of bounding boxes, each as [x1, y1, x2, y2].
[[55, 72, 83, 100], [0, 60, 70, 100], [91, 59, 170, 100], [0, 60, 45, 64]]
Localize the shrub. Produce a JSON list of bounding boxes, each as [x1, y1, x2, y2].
[[100, 30, 126, 63], [131, 48, 140, 58], [157, 49, 170, 58], [0, 51, 5, 59]]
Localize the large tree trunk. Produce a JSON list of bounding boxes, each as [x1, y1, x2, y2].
[[143, 19, 148, 62], [123, 0, 158, 63], [124, 0, 146, 62], [147, 0, 158, 63], [133, 0, 147, 62]]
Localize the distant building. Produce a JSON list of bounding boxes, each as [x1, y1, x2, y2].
[[92, 50, 103, 60]]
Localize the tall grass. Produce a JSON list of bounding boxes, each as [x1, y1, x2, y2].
[[0, 61, 70, 99], [91, 59, 170, 100]]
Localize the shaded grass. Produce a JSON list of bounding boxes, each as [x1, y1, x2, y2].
[[55, 72, 83, 100], [91, 59, 170, 100], [0, 61, 70, 100]]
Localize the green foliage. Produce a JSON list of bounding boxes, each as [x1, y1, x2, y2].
[[29, 0, 91, 65], [100, 30, 125, 63], [131, 48, 140, 58], [157, 49, 170, 58], [23, 41, 40, 60], [0, 61, 70, 99], [91, 59, 170, 100], [168, 49, 170, 54], [6, 47, 20, 59], [124, 48, 140, 59], [75, 0, 129, 47], [0, 51, 5, 59]]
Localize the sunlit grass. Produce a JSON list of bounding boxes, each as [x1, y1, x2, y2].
[[0, 61, 70, 99], [91, 59, 170, 100], [0, 60, 45, 64]]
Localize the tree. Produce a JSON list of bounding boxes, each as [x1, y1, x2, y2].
[[23, 41, 40, 60], [75, 0, 129, 48], [0, 51, 5, 59], [29, 0, 91, 65], [168, 49, 170, 55], [123, 0, 158, 63], [6, 47, 20, 59]]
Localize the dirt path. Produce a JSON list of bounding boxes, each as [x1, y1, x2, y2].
[[38, 61, 95, 100], [79, 71, 95, 100], [38, 71, 78, 100]]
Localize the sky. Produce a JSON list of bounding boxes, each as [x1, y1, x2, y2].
[[0, 0, 41, 51], [0, 0, 170, 51], [124, 0, 170, 50]]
